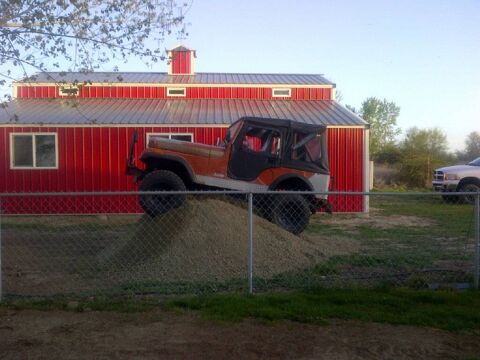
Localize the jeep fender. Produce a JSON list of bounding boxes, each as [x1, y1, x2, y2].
[[268, 173, 314, 191], [140, 153, 195, 185]]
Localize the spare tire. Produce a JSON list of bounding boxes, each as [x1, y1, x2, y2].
[[139, 170, 186, 216], [271, 194, 311, 235]]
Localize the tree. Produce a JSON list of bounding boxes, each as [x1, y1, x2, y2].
[[347, 97, 401, 160], [397, 127, 452, 188], [0, 0, 190, 89], [457, 131, 480, 161]]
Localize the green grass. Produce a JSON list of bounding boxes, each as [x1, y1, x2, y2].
[[301, 196, 477, 287], [166, 288, 480, 332], [5, 296, 161, 313], [4, 288, 480, 332]]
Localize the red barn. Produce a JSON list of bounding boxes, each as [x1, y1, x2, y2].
[[0, 45, 369, 214]]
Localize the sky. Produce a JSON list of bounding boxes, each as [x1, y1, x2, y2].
[[169, 0, 479, 151], [3, 0, 479, 151]]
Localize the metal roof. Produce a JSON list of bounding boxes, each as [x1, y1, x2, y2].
[[19, 72, 333, 86], [0, 99, 367, 127], [170, 45, 192, 52]]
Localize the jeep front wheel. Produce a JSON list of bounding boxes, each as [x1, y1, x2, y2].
[[271, 194, 311, 235], [139, 170, 186, 216]]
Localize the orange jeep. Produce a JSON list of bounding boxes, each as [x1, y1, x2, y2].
[[126, 117, 331, 234]]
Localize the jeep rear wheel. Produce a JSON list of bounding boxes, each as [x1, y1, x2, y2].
[[139, 170, 186, 216], [271, 194, 311, 235], [459, 183, 480, 205]]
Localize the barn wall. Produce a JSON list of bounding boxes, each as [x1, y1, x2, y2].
[[0, 126, 364, 213], [16, 85, 333, 101], [327, 128, 364, 212]]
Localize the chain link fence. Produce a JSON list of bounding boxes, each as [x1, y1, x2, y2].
[[0, 191, 479, 299]]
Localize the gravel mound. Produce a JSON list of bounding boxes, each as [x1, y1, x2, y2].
[[101, 198, 351, 283]]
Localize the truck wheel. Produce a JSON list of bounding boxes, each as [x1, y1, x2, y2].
[[459, 183, 480, 205], [139, 170, 186, 216], [271, 194, 311, 235], [441, 194, 457, 203]]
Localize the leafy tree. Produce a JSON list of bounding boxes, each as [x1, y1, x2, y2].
[[398, 127, 452, 188], [374, 142, 402, 165], [0, 0, 190, 89], [347, 97, 401, 160], [457, 131, 480, 161]]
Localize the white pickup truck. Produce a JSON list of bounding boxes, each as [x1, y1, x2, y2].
[[433, 157, 480, 204]]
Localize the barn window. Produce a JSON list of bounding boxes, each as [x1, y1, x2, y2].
[[272, 88, 291, 97], [147, 133, 193, 145], [59, 85, 79, 97], [10, 133, 58, 169], [166, 87, 186, 97]]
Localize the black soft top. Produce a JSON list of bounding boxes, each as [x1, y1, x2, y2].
[[229, 116, 329, 176], [233, 117, 327, 134]]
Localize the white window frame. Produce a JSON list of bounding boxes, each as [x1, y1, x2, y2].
[[166, 87, 187, 97], [58, 85, 79, 97], [271, 88, 292, 98], [10, 133, 59, 170], [146, 133, 194, 145]]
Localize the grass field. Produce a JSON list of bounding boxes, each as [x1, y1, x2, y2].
[[294, 195, 477, 289], [4, 287, 480, 333]]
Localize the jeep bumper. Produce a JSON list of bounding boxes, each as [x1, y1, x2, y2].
[[313, 198, 333, 214]]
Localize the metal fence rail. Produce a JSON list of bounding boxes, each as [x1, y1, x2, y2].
[[0, 191, 479, 300]]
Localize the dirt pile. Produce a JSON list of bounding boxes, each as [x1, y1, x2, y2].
[[101, 198, 353, 283]]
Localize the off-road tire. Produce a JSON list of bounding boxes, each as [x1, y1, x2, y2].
[[271, 194, 311, 235], [459, 183, 480, 205], [139, 170, 186, 216], [253, 194, 274, 221]]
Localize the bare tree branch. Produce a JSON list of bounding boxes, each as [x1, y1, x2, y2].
[[0, 0, 191, 85]]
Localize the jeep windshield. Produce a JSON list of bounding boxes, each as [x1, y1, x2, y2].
[[468, 157, 480, 166]]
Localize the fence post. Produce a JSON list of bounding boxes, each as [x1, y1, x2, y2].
[[474, 193, 480, 290], [248, 193, 254, 294]]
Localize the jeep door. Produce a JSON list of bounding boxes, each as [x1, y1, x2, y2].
[[228, 124, 282, 181]]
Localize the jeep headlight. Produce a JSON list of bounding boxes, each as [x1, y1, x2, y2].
[[444, 174, 459, 180]]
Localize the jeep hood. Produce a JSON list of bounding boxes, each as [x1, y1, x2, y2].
[[147, 138, 224, 158]]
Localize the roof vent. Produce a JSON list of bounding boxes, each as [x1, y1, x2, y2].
[[168, 45, 196, 75]]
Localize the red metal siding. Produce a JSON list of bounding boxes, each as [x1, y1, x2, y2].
[[16, 85, 332, 100], [171, 51, 192, 74], [327, 128, 364, 212], [0, 126, 363, 213]]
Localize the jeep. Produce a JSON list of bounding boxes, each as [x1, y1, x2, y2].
[[433, 157, 480, 204], [126, 117, 331, 234]]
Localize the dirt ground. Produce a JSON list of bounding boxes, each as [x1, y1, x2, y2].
[[0, 308, 479, 360]]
